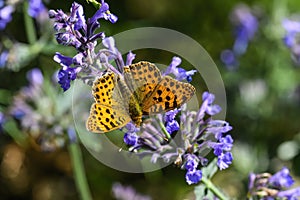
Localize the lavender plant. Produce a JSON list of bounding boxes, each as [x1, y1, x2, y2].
[[1, 0, 299, 199], [49, 0, 234, 190], [9, 68, 77, 151], [0, 0, 50, 71], [220, 4, 259, 70], [248, 167, 300, 199]]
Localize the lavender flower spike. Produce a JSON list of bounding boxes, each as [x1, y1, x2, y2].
[[248, 167, 300, 199], [125, 89, 233, 185], [163, 56, 197, 82], [0, 5, 14, 30], [49, 1, 119, 91], [28, 0, 46, 18]]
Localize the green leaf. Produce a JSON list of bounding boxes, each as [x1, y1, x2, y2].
[[202, 158, 218, 179], [194, 185, 207, 200]]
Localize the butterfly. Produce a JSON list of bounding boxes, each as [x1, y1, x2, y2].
[[86, 61, 195, 133]]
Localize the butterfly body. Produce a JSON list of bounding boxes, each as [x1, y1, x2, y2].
[[86, 61, 195, 133]]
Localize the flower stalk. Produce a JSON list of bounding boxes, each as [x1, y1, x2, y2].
[[68, 140, 93, 200], [201, 176, 229, 200], [23, 1, 37, 44]]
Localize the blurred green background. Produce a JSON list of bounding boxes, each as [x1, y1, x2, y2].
[[0, 0, 300, 199]]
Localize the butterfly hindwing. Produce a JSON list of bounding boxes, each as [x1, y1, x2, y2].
[[142, 76, 195, 114]]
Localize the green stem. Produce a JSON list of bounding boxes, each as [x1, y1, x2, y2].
[[23, 1, 37, 44], [68, 141, 93, 200], [201, 176, 229, 200], [158, 120, 171, 140], [86, 0, 101, 8], [3, 120, 28, 147]]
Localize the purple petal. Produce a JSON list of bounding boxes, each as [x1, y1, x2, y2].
[[0, 50, 8, 68], [269, 167, 294, 189], [124, 132, 138, 146], [102, 36, 118, 54], [26, 68, 44, 85], [72, 53, 84, 65], [217, 152, 233, 170], [0, 5, 14, 30], [277, 187, 300, 199], [220, 49, 236, 65], [164, 109, 179, 122], [67, 127, 77, 143], [54, 52, 73, 67], [126, 51, 136, 65], [164, 56, 182, 75], [185, 170, 202, 185], [184, 154, 199, 171], [166, 120, 179, 134], [57, 66, 78, 91], [282, 19, 300, 33], [28, 0, 46, 18]]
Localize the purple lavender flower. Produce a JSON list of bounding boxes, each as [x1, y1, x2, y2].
[[125, 91, 233, 185], [124, 132, 138, 146], [112, 182, 151, 200], [277, 187, 300, 200], [268, 167, 294, 188], [102, 36, 125, 68], [185, 154, 199, 171], [282, 18, 300, 33], [54, 52, 74, 67], [49, 1, 119, 91], [123, 123, 140, 146], [9, 68, 77, 151], [185, 170, 202, 185], [28, 0, 46, 18], [49, 2, 115, 51], [0, 111, 5, 133], [201, 92, 222, 116], [57, 66, 79, 91], [0, 50, 8, 68], [126, 51, 136, 65], [282, 18, 300, 65], [53, 53, 81, 91], [230, 4, 258, 55], [220, 49, 239, 70], [248, 167, 300, 199], [89, 0, 118, 24], [26, 68, 44, 85], [0, 4, 14, 30], [163, 57, 197, 82], [164, 109, 180, 134], [216, 152, 233, 170], [221, 4, 258, 69], [165, 120, 179, 134], [67, 127, 77, 143]]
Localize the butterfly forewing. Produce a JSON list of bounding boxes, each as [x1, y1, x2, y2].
[[92, 72, 115, 105], [124, 61, 162, 103], [86, 103, 131, 133], [86, 72, 131, 133]]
